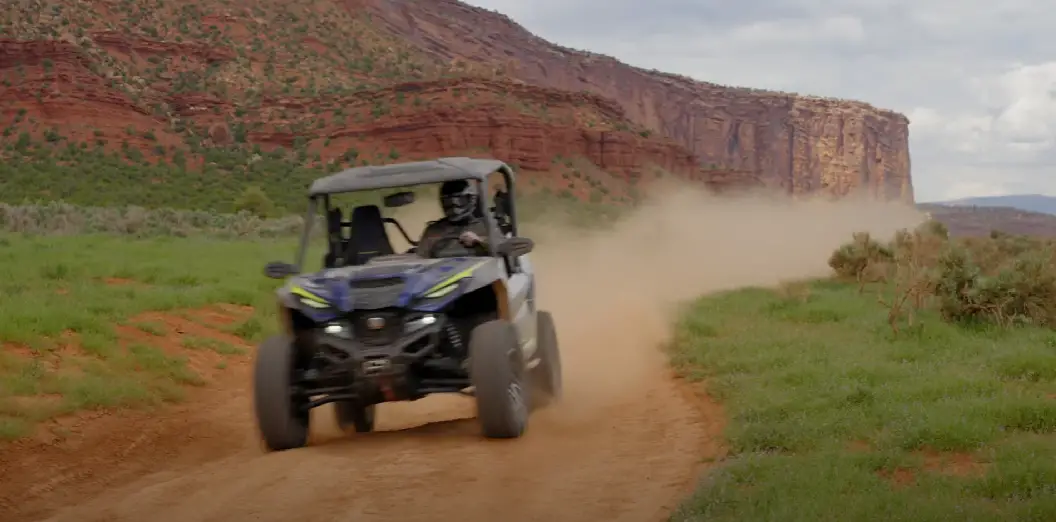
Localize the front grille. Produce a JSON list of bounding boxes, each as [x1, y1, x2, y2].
[[351, 309, 403, 346], [350, 277, 402, 289], [349, 277, 405, 309]]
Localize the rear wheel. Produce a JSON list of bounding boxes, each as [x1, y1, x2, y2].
[[334, 402, 376, 433], [531, 310, 563, 409], [469, 319, 529, 438], [253, 335, 310, 451]]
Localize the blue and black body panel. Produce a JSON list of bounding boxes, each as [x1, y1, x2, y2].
[[272, 252, 537, 405], [275, 255, 505, 319]]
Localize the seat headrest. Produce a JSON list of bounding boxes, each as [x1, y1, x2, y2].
[[351, 204, 384, 221]]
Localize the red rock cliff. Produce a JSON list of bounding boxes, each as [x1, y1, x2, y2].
[[363, 0, 914, 202]]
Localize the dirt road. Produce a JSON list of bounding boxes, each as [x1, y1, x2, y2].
[[2, 332, 719, 522]]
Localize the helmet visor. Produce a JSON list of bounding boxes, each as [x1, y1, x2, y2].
[[441, 193, 474, 218]]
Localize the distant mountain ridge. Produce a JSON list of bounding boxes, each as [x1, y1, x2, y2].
[[918, 202, 1056, 238], [932, 194, 1056, 216]]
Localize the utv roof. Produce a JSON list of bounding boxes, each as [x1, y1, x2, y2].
[[308, 157, 511, 196]]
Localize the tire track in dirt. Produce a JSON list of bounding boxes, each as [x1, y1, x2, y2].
[[2, 185, 924, 522], [30, 363, 718, 522]]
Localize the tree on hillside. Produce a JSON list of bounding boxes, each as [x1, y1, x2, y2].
[[234, 186, 275, 218]]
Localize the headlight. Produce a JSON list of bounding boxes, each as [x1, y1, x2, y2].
[[423, 284, 459, 299], [404, 314, 437, 333], [323, 321, 352, 339], [300, 297, 330, 309]]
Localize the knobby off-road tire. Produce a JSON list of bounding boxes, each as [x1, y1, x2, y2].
[[253, 335, 310, 452], [469, 319, 529, 439], [335, 402, 376, 433], [530, 310, 563, 410]]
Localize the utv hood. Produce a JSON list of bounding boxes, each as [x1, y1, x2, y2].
[[282, 255, 490, 316]]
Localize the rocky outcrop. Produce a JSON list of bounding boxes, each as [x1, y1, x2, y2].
[[0, 39, 185, 150], [364, 0, 914, 202], [0, 36, 712, 185], [2, 0, 905, 201], [256, 78, 706, 178]]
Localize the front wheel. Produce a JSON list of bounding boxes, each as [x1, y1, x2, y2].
[[530, 310, 563, 409], [253, 335, 310, 451], [334, 402, 376, 433], [469, 319, 529, 438]]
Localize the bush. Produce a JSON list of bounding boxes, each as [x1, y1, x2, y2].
[[932, 241, 1056, 327], [0, 201, 316, 238], [233, 186, 275, 218], [830, 219, 1056, 329], [827, 231, 892, 285]]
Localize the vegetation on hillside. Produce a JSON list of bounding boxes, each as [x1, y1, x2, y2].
[[670, 221, 1056, 521], [0, 136, 364, 214], [0, 176, 632, 238], [2, 0, 451, 102], [1, 0, 652, 206], [0, 201, 306, 237], [0, 123, 640, 212]]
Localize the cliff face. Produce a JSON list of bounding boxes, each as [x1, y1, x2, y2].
[[1, 0, 909, 208], [364, 0, 914, 202], [0, 39, 186, 151], [0, 33, 705, 196], [254, 78, 704, 178]]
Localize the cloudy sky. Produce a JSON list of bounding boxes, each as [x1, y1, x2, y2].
[[461, 0, 1056, 202]]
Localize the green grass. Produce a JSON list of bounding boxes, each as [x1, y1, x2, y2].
[[669, 279, 1056, 522], [0, 234, 301, 346], [181, 336, 246, 355], [0, 233, 318, 439]]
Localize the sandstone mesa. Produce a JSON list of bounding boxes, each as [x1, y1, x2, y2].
[[0, 0, 913, 202]]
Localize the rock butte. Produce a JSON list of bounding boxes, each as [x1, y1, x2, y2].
[[0, 0, 912, 201]]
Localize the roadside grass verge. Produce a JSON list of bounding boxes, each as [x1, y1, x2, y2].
[[669, 279, 1056, 521], [0, 233, 314, 440]]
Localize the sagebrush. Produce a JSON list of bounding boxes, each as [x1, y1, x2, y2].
[[830, 219, 1056, 329], [0, 201, 309, 238]]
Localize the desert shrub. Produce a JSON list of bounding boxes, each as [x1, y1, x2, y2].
[[869, 224, 948, 331], [0, 201, 320, 238], [932, 241, 1056, 327], [233, 186, 276, 218], [830, 219, 1056, 330], [827, 231, 893, 285]]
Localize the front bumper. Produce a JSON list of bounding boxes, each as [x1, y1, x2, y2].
[[295, 318, 467, 408]]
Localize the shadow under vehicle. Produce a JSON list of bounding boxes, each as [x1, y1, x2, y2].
[[256, 157, 563, 451]]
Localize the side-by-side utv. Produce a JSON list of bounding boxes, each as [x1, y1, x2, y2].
[[255, 157, 563, 451]]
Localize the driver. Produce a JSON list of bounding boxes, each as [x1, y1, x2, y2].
[[417, 179, 490, 257]]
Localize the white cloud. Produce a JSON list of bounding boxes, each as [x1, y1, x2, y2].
[[991, 63, 1056, 148], [462, 0, 1056, 201], [728, 15, 865, 46]]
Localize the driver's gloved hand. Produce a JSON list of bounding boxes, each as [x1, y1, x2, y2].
[[459, 230, 482, 246]]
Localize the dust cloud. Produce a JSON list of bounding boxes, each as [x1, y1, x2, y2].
[[21, 184, 926, 522], [390, 180, 925, 421]]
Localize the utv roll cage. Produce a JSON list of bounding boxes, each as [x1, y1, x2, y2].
[[290, 157, 518, 271]]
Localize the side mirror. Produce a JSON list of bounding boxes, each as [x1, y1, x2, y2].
[[496, 236, 534, 257], [383, 191, 415, 208], [264, 261, 298, 279]]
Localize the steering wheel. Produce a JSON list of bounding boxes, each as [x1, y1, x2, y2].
[[426, 230, 481, 258]]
